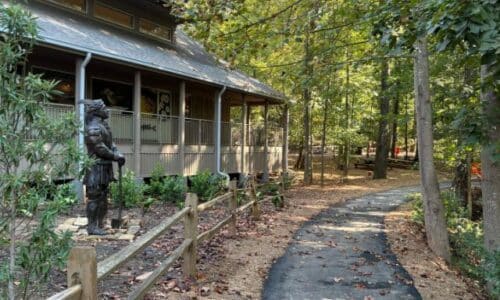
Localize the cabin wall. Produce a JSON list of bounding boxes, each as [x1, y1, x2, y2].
[[25, 47, 284, 178]]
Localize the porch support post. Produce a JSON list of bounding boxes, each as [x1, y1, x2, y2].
[[179, 81, 186, 176], [74, 53, 91, 202], [282, 103, 289, 173], [240, 95, 247, 174], [133, 71, 141, 177], [263, 100, 269, 182], [247, 105, 252, 174]]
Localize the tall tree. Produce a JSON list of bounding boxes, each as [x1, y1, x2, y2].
[[391, 80, 400, 158], [423, 0, 500, 255], [480, 63, 500, 252], [373, 59, 390, 178], [413, 36, 451, 261], [302, 9, 314, 185], [343, 61, 351, 180]]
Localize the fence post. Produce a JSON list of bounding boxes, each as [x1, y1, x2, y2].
[[183, 193, 198, 277], [228, 180, 237, 236], [250, 178, 260, 220], [280, 173, 286, 207], [67, 246, 97, 300]]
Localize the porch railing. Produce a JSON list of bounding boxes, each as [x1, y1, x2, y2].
[[140, 113, 178, 144], [186, 118, 214, 145], [248, 123, 283, 147], [109, 109, 133, 143]]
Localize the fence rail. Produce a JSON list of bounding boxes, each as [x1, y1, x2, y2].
[[47, 176, 286, 300]]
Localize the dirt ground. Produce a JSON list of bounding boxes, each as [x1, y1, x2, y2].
[[385, 203, 487, 300], [146, 166, 428, 299], [44, 155, 477, 300]]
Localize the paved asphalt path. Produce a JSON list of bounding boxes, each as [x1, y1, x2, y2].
[[263, 185, 433, 300]]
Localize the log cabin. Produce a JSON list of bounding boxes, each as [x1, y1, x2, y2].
[[12, 0, 289, 184]]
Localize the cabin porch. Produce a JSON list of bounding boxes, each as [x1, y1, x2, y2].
[[29, 46, 287, 179]]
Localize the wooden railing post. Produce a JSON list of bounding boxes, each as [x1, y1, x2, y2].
[[250, 178, 260, 220], [228, 180, 237, 236], [67, 246, 97, 300], [280, 173, 287, 207], [183, 193, 198, 277]]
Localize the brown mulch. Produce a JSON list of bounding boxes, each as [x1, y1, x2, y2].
[[384, 203, 487, 300]]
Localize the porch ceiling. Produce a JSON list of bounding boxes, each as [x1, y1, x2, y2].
[[24, 2, 285, 104]]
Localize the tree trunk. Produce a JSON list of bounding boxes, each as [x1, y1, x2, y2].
[[343, 62, 350, 180], [391, 87, 400, 158], [480, 62, 500, 253], [414, 36, 451, 262], [302, 17, 314, 185], [374, 59, 390, 179], [404, 97, 409, 160], [294, 142, 305, 170], [320, 97, 329, 187]]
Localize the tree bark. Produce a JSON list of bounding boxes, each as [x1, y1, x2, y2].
[[302, 16, 314, 185], [374, 59, 390, 179], [480, 62, 500, 253], [391, 86, 400, 158], [404, 97, 409, 160], [413, 36, 451, 262], [294, 142, 305, 170], [320, 97, 329, 187], [343, 62, 350, 180]]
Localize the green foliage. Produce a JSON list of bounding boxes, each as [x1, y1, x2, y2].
[[110, 169, 145, 208], [148, 164, 166, 197], [147, 164, 187, 204], [282, 173, 295, 189], [188, 171, 225, 202], [410, 191, 500, 297], [15, 184, 76, 296], [0, 4, 87, 298], [258, 182, 284, 208], [157, 176, 186, 203]]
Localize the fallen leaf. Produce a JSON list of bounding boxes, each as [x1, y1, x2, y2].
[[135, 271, 152, 281], [200, 286, 210, 296]]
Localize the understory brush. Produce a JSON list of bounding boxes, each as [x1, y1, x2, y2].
[[410, 192, 499, 297], [147, 165, 186, 204], [110, 169, 145, 208], [257, 182, 284, 208], [188, 171, 225, 202]]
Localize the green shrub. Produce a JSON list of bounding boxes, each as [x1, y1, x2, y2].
[[146, 165, 186, 203], [282, 172, 295, 189], [257, 182, 284, 208], [110, 169, 145, 208], [148, 164, 166, 197], [159, 176, 186, 203], [410, 191, 499, 297], [189, 171, 225, 202]]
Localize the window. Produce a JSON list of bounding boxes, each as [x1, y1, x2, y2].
[[139, 19, 172, 42], [94, 2, 133, 29], [46, 0, 86, 12], [92, 78, 133, 110]]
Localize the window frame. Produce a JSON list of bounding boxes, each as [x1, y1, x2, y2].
[[93, 1, 135, 30], [41, 0, 88, 14], [138, 18, 173, 43]]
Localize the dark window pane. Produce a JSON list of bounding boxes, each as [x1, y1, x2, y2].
[[46, 0, 86, 12], [139, 19, 172, 42], [94, 2, 133, 29]]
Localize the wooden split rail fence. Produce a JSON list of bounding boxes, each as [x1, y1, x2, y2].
[[47, 176, 286, 300]]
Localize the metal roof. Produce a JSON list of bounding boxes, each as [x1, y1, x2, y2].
[[26, 2, 285, 102]]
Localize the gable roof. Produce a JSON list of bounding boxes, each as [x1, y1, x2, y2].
[[26, 2, 285, 102]]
